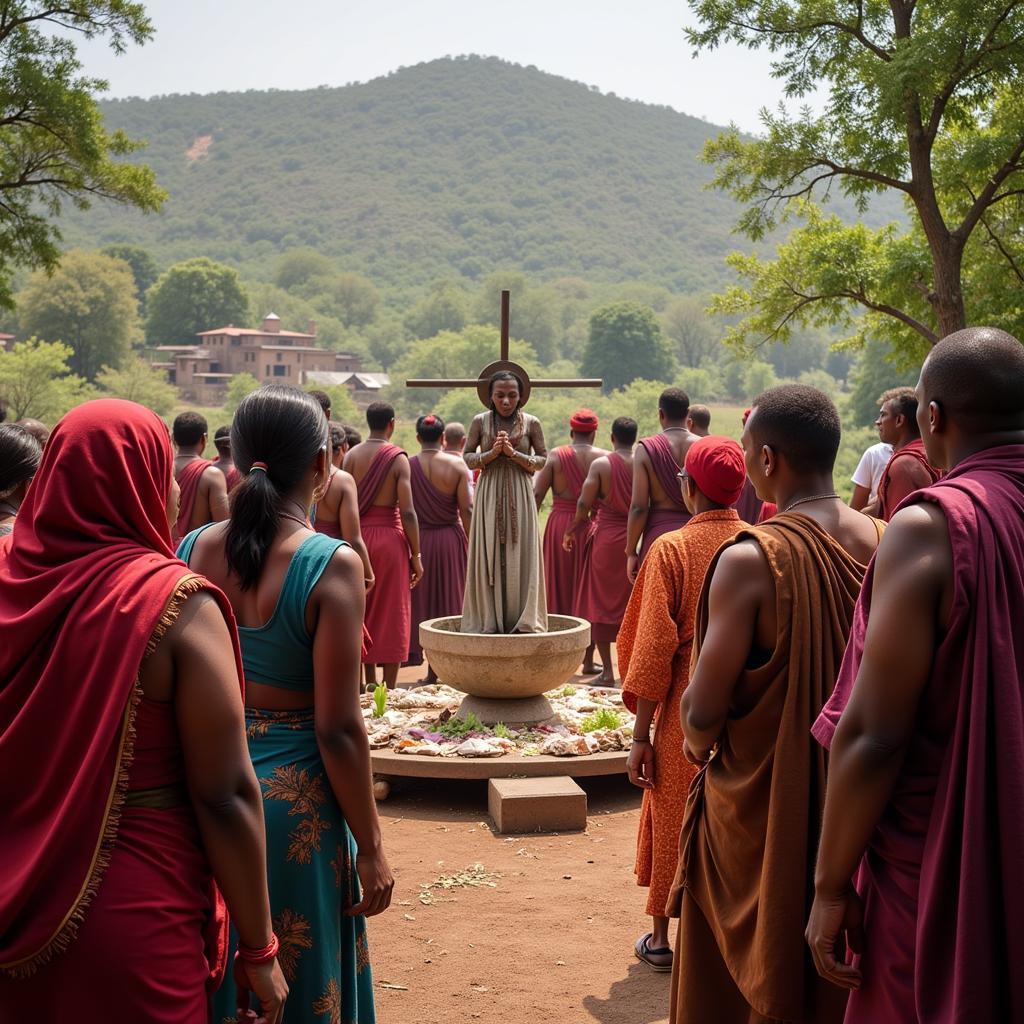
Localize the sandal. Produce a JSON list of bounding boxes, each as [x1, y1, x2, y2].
[[634, 932, 673, 972]]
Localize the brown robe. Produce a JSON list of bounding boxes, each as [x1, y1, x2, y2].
[[670, 514, 874, 1024]]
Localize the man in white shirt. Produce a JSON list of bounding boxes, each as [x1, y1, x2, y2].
[[849, 441, 893, 511]]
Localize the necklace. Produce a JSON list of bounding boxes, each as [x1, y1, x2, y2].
[[782, 492, 841, 514], [663, 427, 689, 432]]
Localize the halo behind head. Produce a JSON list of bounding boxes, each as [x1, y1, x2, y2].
[[476, 361, 532, 407]]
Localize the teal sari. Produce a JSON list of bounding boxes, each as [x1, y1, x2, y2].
[[213, 709, 375, 1024]]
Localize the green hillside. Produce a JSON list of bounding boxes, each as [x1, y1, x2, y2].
[[60, 55, 903, 294]]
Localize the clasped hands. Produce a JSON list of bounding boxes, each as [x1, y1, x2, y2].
[[490, 431, 518, 461]]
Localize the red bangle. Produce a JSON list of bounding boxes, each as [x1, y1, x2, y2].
[[237, 933, 279, 964]]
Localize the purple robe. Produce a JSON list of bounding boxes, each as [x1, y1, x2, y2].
[[638, 434, 690, 561], [814, 445, 1024, 1022], [542, 446, 591, 616]]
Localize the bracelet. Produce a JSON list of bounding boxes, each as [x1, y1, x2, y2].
[[237, 933, 280, 964], [631, 737, 651, 745]]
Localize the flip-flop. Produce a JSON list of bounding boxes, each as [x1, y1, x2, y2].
[[634, 932, 673, 972]]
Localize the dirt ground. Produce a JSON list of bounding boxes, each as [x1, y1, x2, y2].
[[365, 773, 672, 1024]]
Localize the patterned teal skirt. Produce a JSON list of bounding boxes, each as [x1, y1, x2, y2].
[[213, 709, 375, 1024]]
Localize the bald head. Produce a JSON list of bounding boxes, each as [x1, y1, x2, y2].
[[921, 327, 1024, 433]]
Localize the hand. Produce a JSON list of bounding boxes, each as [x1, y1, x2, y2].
[[364, 576, 376, 594], [500, 437, 517, 458], [489, 435, 506, 460], [682, 738, 712, 765], [626, 554, 640, 584], [562, 530, 576, 553], [348, 849, 395, 917], [234, 955, 288, 1024], [409, 555, 424, 590], [806, 886, 864, 990], [626, 739, 655, 789]]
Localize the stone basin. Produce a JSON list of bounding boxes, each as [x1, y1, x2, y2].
[[419, 615, 591, 724]]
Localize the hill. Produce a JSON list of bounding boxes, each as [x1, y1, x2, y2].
[[60, 56, 903, 294]]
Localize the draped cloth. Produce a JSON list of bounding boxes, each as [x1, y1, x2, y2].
[[543, 446, 591, 616], [172, 457, 212, 546], [356, 445, 410, 664], [0, 400, 242, 1002], [814, 446, 1024, 1024], [462, 413, 547, 634], [619, 510, 747, 918], [877, 438, 940, 521], [671, 514, 871, 1024], [637, 434, 691, 561], [576, 452, 633, 643], [408, 457, 468, 664]]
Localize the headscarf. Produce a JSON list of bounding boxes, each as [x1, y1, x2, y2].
[[569, 409, 599, 433], [685, 435, 747, 507], [0, 399, 239, 976]]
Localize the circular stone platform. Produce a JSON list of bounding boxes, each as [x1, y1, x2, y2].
[[371, 747, 627, 781]]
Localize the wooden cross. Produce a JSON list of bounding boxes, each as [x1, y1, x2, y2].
[[406, 289, 602, 406]]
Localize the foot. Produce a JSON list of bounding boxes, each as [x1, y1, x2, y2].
[[580, 663, 602, 675], [595, 671, 616, 687], [634, 933, 673, 972]]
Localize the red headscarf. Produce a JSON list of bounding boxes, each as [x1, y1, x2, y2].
[[685, 435, 747, 506], [570, 408, 599, 433], [0, 399, 238, 976]]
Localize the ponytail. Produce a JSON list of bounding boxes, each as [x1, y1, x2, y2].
[[226, 385, 328, 590]]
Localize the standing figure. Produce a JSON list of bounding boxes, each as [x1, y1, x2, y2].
[[808, 329, 1024, 1022], [564, 416, 638, 684], [180, 386, 392, 1024], [685, 405, 711, 437], [626, 388, 701, 583], [672, 385, 883, 1024], [344, 402, 423, 688], [0, 400, 286, 1022], [171, 412, 229, 545], [461, 371, 548, 634], [212, 424, 242, 492], [619, 436, 748, 973], [0, 425, 42, 538], [408, 414, 473, 681], [848, 440, 892, 512], [535, 409, 607, 668]]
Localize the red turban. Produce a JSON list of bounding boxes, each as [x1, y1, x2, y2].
[[684, 435, 747, 507], [569, 409, 599, 433]]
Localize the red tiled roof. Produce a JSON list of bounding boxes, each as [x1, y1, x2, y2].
[[196, 326, 316, 339]]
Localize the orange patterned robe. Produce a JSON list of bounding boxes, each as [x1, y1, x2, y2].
[[618, 509, 747, 917]]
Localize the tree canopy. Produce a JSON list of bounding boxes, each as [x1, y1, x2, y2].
[[19, 249, 139, 380], [583, 302, 676, 393], [95, 357, 177, 415], [0, 338, 91, 421], [690, 0, 1024, 357], [146, 256, 249, 345], [0, 2, 164, 310], [101, 245, 159, 310]]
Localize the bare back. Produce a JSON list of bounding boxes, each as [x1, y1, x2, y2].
[[551, 444, 608, 500], [639, 429, 700, 509], [344, 440, 402, 507], [596, 449, 634, 501], [412, 450, 467, 496]]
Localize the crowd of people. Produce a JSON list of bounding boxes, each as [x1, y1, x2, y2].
[[0, 325, 1021, 1022]]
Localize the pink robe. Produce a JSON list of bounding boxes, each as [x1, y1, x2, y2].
[[542, 447, 591, 616], [172, 459, 212, 546], [576, 452, 633, 643], [357, 445, 411, 665], [408, 457, 467, 664], [814, 445, 1024, 1023], [638, 434, 690, 561]]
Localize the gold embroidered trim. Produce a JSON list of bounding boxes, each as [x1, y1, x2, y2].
[[2, 573, 208, 977]]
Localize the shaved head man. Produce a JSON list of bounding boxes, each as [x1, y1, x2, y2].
[[809, 328, 1024, 1021]]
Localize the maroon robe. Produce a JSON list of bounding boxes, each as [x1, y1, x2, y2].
[[172, 458, 212, 546], [357, 444, 411, 664], [735, 478, 764, 525], [814, 445, 1024, 1023], [576, 452, 633, 643], [542, 446, 591, 616], [877, 438, 940, 521], [638, 434, 690, 561], [407, 457, 467, 665]]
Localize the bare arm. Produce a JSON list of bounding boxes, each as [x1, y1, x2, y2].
[[680, 542, 766, 759], [625, 446, 651, 581], [456, 463, 473, 536], [563, 460, 603, 551], [337, 472, 374, 588], [807, 504, 951, 989], [512, 415, 547, 474], [849, 483, 871, 512], [395, 457, 423, 588], [312, 546, 394, 917], [533, 453, 555, 509], [206, 467, 230, 522]]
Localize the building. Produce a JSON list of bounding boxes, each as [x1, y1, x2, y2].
[[304, 369, 392, 402], [0, 332, 15, 352], [153, 314, 365, 406]]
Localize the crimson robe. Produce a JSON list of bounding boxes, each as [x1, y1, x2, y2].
[[542, 446, 591, 615], [172, 458, 212, 546], [638, 434, 690, 561], [877, 438, 940, 521], [576, 452, 633, 643], [814, 445, 1024, 1023], [357, 444, 411, 664], [408, 457, 467, 665]]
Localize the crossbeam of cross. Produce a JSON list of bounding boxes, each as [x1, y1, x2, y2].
[[405, 290, 602, 405]]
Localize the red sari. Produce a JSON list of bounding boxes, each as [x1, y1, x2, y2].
[[0, 399, 242, 1022]]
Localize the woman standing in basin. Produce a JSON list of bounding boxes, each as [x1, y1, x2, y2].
[[461, 370, 548, 633]]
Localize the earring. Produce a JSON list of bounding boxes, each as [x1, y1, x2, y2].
[[312, 476, 328, 503]]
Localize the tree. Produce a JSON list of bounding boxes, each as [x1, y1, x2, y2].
[[146, 257, 249, 346], [223, 373, 261, 416], [473, 272, 560, 364], [96, 357, 177, 415], [847, 338, 920, 426], [0, 338, 91, 421], [274, 248, 335, 292], [404, 280, 469, 339], [663, 295, 718, 367], [690, 1, 1024, 357], [19, 250, 140, 380], [322, 272, 380, 329], [0, 3, 164, 310], [742, 360, 778, 399], [101, 245, 158, 312], [583, 302, 676, 394]]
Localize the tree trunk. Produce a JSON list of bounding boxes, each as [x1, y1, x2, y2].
[[931, 242, 967, 341]]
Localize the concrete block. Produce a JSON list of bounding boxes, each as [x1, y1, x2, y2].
[[488, 776, 587, 834]]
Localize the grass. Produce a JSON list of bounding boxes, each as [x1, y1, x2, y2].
[[580, 707, 623, 733]]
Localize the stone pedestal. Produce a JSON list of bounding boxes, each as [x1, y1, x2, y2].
[[488, 777, 588, 834], [456, 693, 558, 727]]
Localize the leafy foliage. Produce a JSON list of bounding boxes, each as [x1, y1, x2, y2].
[[580, 708, 623, 733], [583, 302, 676, 394], [222, 372, 261, 416], [372, 684, 388, 718], [18, 250, 139, 380], [145, 257, 249, 345], [438, 711, 485, 738], [0, 338, 92, 421], [101, 245, 159, 311], [96, 357, 177, 414]]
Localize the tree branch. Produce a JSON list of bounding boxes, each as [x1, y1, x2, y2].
[[978, 214, 1024, 285], [956, 133, 1024, 242]]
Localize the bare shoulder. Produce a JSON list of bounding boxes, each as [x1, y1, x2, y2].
[[164, 588, 232, 655], [879, 502, 951, 568], [712, 537, 771, 594], [317, 542, 364, 591]]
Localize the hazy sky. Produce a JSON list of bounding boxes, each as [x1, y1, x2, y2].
[[76, 0, 787, 131]]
